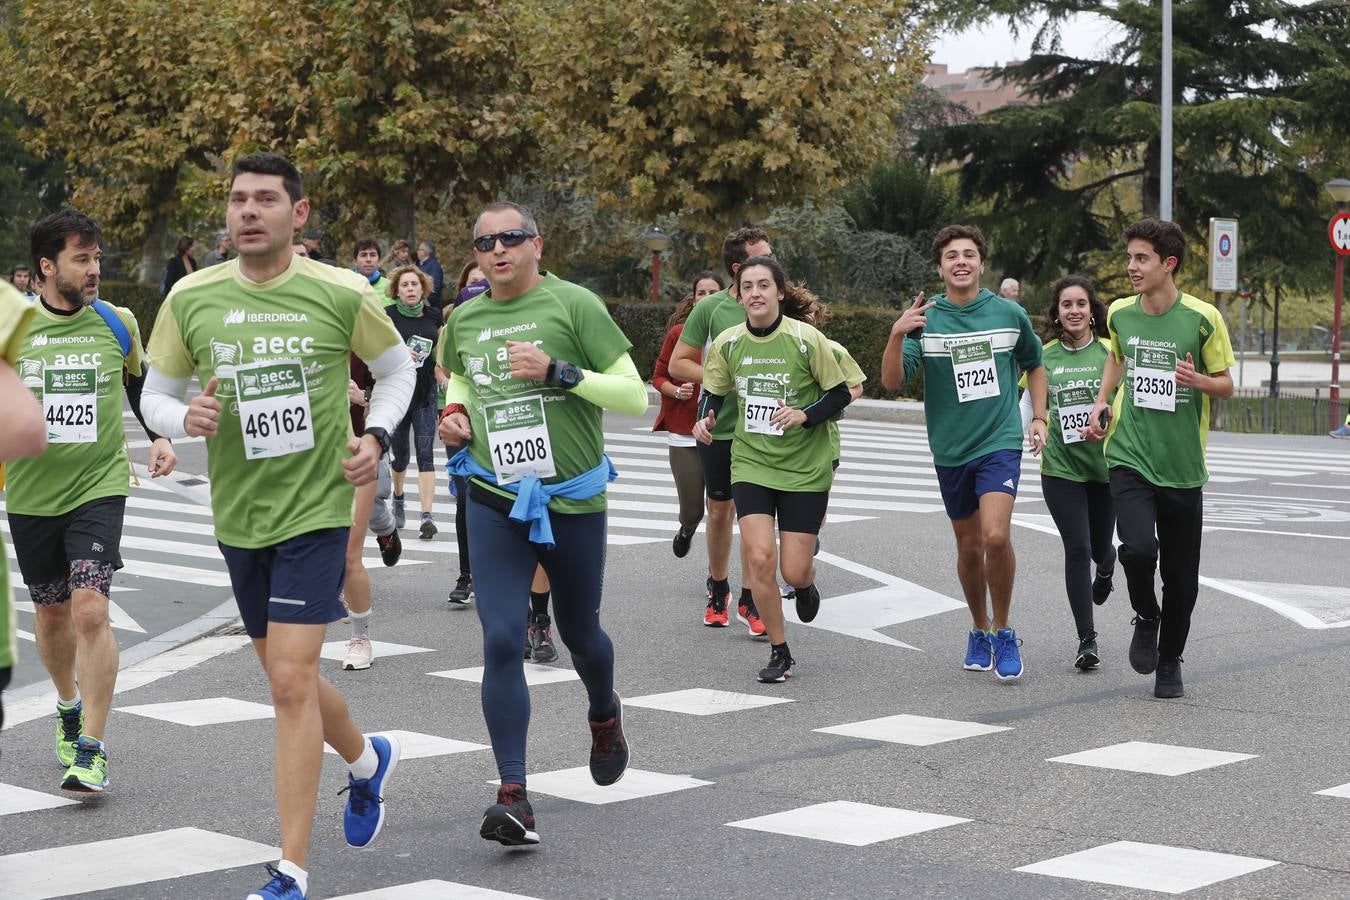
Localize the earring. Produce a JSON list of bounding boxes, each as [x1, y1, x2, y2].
[[1090, 316, 1095, 325]]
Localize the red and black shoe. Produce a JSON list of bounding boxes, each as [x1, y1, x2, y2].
[[588, 691, 630, 786], [704, 579, 730, 627], [480, 784, 540, 846], [737, 597, 767, 638]]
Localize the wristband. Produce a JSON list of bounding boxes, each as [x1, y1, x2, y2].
[[442, 403, 467, 421], [1032, 415, 1047, 424]]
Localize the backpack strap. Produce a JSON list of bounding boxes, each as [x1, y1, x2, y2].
[[91, 300, 132, 359]]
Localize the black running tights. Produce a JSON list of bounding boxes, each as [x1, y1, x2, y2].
[[1041, 475, 1117, 640]]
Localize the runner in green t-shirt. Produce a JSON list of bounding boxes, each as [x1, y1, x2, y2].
[[1021, 275, 1118, 671], [881, 225, 1045, 682], [7, 209, 178, 794], [0, 280, 47, 735], [696, 257, 850, 684], [668, 227, 773, 633], [437, 200, 646, 848], [1082, 218, 1235, 700], [352, 237, 390, 302], [141, 153, 415, 900]]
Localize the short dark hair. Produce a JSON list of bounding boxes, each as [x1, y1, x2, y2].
[[1044, 274, 1109, 341], [1123, 218, 1186, 272], [30, 209, 102, 279], [231, 152, 304, 203], [931, 225, 988, 265], [692, 270, 725, 291], [721, 227, 770, 278], [474, 201, 540, 238], [175, 234, 195, 257], [353, 238, 381, 259], [11, 265, 29, 277]]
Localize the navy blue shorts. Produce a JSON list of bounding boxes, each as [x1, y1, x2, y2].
[[934, 449, 1022, 520], [218, 527, 348, 638]]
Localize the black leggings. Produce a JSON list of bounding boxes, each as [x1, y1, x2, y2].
[[0, 664, 10, 736], [1041, 475, 1117, 640], [452, 472, 471, 577], [1109, 466, 1204, 661]]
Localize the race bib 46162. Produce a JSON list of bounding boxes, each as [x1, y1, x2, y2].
[[234, 359, 315, 459]]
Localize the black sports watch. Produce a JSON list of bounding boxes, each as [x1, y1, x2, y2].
[[363, 426, 391, 455], [547, 358, 585, 391]]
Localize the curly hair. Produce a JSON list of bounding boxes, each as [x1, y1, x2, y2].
[[1043, 274, 1109, 341], [386, 264, 432, 300]]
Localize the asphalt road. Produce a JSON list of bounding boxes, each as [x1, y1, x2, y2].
[[2, 407, 1349, 899]]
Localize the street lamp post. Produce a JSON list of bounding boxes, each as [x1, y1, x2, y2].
[[644, 227, 671, 303], [1327, 178, 1350, 429]]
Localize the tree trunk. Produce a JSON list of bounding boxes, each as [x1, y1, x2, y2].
[[386, 181, 416, 249], [135, 166, 181, 285]]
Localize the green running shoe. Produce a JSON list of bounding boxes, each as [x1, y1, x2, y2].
[[55, 702, 84, 768], [62, 736, 110, 793]]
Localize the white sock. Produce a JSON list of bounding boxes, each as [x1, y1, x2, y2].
[[349, 736, 378, 780], [57, 691, 81, 709], [350, 610, 371, 639], [277, 859, 307, 897]]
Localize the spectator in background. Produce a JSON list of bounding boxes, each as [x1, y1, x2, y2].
[[302, 230, 323, 258], [651, 291, 706, 567], [385, 239, 412, 273], [353, 238, 389, 298], [384, 265, 442, 540], [1000, 278, 1021, 302], [10, 266, 36, 300], [200, 231, 232, 267], [693, 271, 724, 300], [292, 241, 310, 257], [161, 234, 198, 296], [417, 240, 445, 310]]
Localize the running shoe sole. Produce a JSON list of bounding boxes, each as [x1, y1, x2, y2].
[[1075, 650, 1100, 670], [757, 664, 792, 684], [480, 809, 540, 846]]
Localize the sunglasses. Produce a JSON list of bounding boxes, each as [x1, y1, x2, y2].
[[472, 230, 536, 253]]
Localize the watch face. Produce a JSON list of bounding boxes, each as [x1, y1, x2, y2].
[[561, 364, 581, 386]]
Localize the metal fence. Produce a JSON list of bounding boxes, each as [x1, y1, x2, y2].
[[1211, 387, 1342, 435]]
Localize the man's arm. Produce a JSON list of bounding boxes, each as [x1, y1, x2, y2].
[[669, 340, 703, 384], [0, 357, 47, 460]]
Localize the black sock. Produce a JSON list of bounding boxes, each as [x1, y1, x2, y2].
[[711, 578, 730, 596], [739, 587, 753, 604], [529, 591, 550, 617], [771, 641, 789, 653], [393, 493, 404, 500]]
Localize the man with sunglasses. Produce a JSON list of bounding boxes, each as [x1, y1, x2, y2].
[[437, 201, 647, 847], [668, 227, 773, 633]]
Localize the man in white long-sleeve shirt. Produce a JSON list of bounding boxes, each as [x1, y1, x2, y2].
[[139, 153, 415, 900]]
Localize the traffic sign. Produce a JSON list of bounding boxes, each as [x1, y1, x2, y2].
[[1331, 212, 1350, 256], [1209, 218, 1239, 291]]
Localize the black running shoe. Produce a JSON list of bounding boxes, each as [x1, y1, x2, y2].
[[1154, 657, 1184, 698], [480, 784, 540, 846], [1075, 636, 1100, 670], [672, 526, 694, 559], [529, 613, 558, 664], [588, 691, 629, 786], [1128, 614, 1160, 674], [757, 645, 794, 683], [376, 530, 402, 567], [419, 516, 437, 540], [1092, 568, 1114, 606], [794, 583, 821, 623], [447, 575, 472, 606]]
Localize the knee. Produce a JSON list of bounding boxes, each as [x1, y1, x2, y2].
[[1119, 542, 1157, 568], [781, 558, 812, 588], [69, 596, 109, 637], [982, 527, 1012, 555], [745, 545, 776, 578], [1063, 543, 1092, 567], [267, 661, 317, 708], [954, 532, 983, 562], [707, 500, 733, 525], [34, 601, 69, 628]]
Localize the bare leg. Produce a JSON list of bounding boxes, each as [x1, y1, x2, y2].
[[392, 468, 407, 497], [33, 602, 78, 700], [417, 471, 436, 516], [706, 497, 734, 581], [739, 515, 782, 642], [949, 514, 989, 630], [979, 491, 1017, 630], [68, 589, 117, 739], [778, 531, 817, 592], [345, 480, 376, 617]]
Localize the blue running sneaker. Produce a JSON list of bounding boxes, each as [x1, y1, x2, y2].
[[1332, 423, 1350, 439], [340, 734, 400, 848], [246, 864, 304, 900], [963, 629, 993, 671], [992, 627, 1024, 681]]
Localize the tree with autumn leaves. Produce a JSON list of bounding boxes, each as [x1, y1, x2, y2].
[[1, 0, 928, 277]]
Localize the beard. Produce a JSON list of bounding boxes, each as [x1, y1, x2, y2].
[[53, 270, 94, 307]]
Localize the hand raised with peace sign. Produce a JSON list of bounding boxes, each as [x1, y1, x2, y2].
[[891, 292, 936, 338]]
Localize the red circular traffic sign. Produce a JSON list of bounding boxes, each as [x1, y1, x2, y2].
[[1331, 212, 1350, 256]]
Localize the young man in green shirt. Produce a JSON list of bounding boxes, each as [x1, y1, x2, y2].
[[352, 238, 390, 302], [7, 210, 178, 792], [881, 225, 1046, 681], [0, 279, 48, 737], [668, 227, 773, 633], [438, 200, 647, 847], [1084, 218, 1235, 699], [141, 154, 415, 900]]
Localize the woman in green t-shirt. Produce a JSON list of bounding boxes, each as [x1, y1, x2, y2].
[[1023, 275, 1118, 670], [694, 258, 850, 684]]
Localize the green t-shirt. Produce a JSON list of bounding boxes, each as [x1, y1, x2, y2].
[[703, 316, 847, 492], [5, 301, 144, 516], [1022, 338, 1111, 484], [0, 281, 36, 669], [1103, 292, 1236, 488], [679, 288, 746, 441], [438, 272, 632, 515], [146, 256, 405, 548], [827, 338, 866, 461], [901, 288, 1042, 468]]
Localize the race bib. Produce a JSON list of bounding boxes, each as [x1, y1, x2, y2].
[[484, 395, 555, 484], [408, 335, 434, 366], [1055, 386, 1095, 445], [43, 367, 98, 444], [1133, 347, 1177, 412], [743, 376, 784, 436], [951, 340, 999, 402], [234, 359, 316, 459]]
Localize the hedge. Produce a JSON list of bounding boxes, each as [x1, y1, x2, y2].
[[97, 282, 922, 401], [606, 301, 922, 400]]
